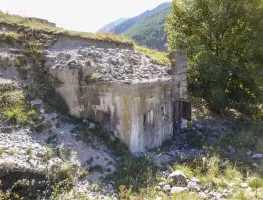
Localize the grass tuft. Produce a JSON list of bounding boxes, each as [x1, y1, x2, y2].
[[135, 45, 171, 66], [0, 31, 21, 45]]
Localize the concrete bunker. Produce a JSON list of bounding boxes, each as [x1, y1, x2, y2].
[[46, 39, 191, 152]]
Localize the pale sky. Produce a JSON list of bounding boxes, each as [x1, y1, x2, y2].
[[0, 0, 172, 33]]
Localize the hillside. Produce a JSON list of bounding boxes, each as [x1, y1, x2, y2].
[[123, 6, 171, 51], [0, 11, 134, 46], [1, 11, 263, 200], [108, 2, 171, 34], [97, 18, 127, 33]]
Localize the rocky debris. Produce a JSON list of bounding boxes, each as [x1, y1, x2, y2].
[[168, 171, 188, 187], [148, 146, 202, 165], [46, 47, 172, 85], [188, 180, 201, 192], [9, 48, 23, 54], [0, 96, 116, 199], [190, 177, 201, 184]]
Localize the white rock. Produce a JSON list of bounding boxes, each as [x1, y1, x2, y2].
[[199, 192, 208, 199], [228, 182, 235, 187], [155, 197, 162, 200], [158, 182, 166, 187], [110, 135, 116, 142], [83, 119, 89, 124], [89, 123, 95, 129], [190, 177, 201, 183], [31, 99, 43, 105], [163, 185, 171, 192], [170, 186, 187, 194], [228, 146, 235, 153], [241, 183, 248, 188], [252, 163, 259, 168], [251, 154, 263, 159], [187, 182, 200, 192]]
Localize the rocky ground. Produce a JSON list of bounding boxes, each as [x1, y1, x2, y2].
[[1, 88, 263, 199], [0, 95, 119, 199], [45, 46, 172, 85]]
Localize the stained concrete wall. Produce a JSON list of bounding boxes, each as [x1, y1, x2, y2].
[[50, 69, 173, 152]]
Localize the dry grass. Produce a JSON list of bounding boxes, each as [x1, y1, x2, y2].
[[135, 45, 171, 66], [0, 11, 134, 45]]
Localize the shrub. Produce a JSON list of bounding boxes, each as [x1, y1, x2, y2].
[[166, 0, 263, 115], [109, 153, 157, 192], [43, 147, 54, 162], [4, 106, 28, 125], [0, 90, 36, 125], [47, 162, 77, 198], [248, 177, 263, 190], [78, 170, 89, 179]]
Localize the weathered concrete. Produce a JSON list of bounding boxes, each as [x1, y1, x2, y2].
[[46, 40, 189, 152], [49, 35, 133, 51]]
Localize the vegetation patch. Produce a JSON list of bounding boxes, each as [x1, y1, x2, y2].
[[0, 82, 36, 126], [135, 45, 170, 66], [0, 31, 22, 45], [78, 170, 89, 179], [42, 147, 54, 162], [0, 11, 134, 46]]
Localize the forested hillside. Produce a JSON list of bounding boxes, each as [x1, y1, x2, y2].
[[123, 6, 171, 51], [107, 2, 171, 34], [97, 18, 127, 33], [97, 2, 172, 51]]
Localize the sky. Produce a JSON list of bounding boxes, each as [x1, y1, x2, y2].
[[0, 0, 172, 33]]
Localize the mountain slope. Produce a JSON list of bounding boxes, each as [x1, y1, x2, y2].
[[123, 6, 171, 51], [97, 18, 127, 33], [109, 2, 171, 34]]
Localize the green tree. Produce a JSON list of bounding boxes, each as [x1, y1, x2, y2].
[[166, 0, 263, 116]]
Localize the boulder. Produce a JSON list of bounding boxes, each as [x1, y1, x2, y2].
[[251, 154, 263, 159], [168, 171, 188, 186], [89, 123, 96, 129]]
